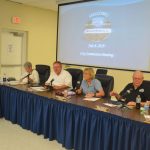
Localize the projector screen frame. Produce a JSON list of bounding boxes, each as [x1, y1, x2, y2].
[[56, 0, 150, 73]]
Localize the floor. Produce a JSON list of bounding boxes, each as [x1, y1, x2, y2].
[[0, 119, 66, 150]]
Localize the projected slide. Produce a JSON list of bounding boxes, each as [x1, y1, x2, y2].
[[57, 0, 150, 71]]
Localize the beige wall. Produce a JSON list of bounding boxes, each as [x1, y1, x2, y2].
[[0, 0, 149, 92], [0, 0, 57, 67]]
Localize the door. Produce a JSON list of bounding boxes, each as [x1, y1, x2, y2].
[[0, 30, 27, 80]]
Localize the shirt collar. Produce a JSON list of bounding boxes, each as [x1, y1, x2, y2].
[[132, 82, 143, 90], [53, 69, 63, 76]]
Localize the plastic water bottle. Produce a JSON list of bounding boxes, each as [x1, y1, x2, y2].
[[3, 73, 7, 83], [144, 101, 149, 115], [136, 95, 141, 109]]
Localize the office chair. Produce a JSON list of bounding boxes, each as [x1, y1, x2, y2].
[[143, 80, 150, 90], [96, 69, 108, 75], [143, 80, 150, 85], [95, 74, 114, 99], [36, 65, 50, 85], [66, 68, 83, 90]]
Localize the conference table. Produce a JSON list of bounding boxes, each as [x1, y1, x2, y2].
[[0, 84, 150, 150]]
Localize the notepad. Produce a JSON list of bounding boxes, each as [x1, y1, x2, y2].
[[83, 97, 100, 101], [9, 81, 20, 86], [103, 103, 118, 107], [30, 87, 47, 92]]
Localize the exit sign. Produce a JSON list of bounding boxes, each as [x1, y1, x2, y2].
[[12, 16, 21, 24]]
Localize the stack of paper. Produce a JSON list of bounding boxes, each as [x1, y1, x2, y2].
[[103, 103, 118, 107], [30, 86, 47, 92], [83, 97, 100, 101], [144, 115, 150, 124]]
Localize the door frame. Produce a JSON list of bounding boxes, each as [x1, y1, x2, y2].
[[0, 28, 28, 75]]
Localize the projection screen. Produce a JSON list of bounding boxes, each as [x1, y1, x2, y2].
[[57, 0, 150, 72]]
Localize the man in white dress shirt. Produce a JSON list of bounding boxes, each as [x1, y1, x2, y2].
[[45, 61, 72, 90], [21, 62, 39, 84]]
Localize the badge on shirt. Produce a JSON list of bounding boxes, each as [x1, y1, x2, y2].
[[139, 89, 144, 93], [126, 88, 133, 94]]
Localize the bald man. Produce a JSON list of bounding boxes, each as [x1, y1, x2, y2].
[[110, 71, 150, 106]]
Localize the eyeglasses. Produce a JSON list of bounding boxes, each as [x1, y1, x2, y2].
[[133, 77, 143, 80]]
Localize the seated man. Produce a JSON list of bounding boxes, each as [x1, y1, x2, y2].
[[76, 68, 105, 98], [45, 61, 72, 90], [21, 61, 40, 84], [110, 71, 150, 106]]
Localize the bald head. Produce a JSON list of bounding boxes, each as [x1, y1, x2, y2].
[[133, 71, 144, 88]]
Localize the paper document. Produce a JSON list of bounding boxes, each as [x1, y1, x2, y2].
[[111, 96, 118, 101], [103, 103, 117, 107], [9, 81, 20, 86], [30, 86, 47, 92], [144, 115, 150, 123], [83, 97, 100, 101]]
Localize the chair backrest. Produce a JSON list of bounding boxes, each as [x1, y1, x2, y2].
[[36, 65, 50, 85], [95, 74, 114, 99], [96, 69, 108, 75], [143, 80, 150, 88], [66, 68, 83, 89]]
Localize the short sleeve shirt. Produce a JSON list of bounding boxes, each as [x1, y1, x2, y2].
[[22, 69, 39, 84], [81, 79, 103, 95], [45, 70, 72, 88], [120, 82, 150, 103]]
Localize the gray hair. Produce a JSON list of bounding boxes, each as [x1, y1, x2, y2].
[[133, 70, 144, 79], [24, 61, 32, 68]]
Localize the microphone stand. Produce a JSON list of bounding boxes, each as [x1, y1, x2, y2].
[[117, 89, 133, 110], [47, 79, 54, 91], [27, 75, 31, 85], [117, 99, 130, 109]]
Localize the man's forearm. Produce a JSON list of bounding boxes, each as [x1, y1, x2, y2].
[[116, 94, 122, 100], [53, 85, 69, 90]]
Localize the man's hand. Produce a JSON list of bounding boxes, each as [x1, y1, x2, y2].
[[76, 89, 82, 95], [53, 85, 61, 90], [45, 83, 49, 86], [53, 85, 69, 90], [110, 91, 119, 97], [28, 78, 33, 83], [127, 101, 136, 106], [19, 78, 23, 83], [44, 85, 48, 89]]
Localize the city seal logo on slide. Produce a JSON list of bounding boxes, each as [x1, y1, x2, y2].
[[84, 11, 112, 42]]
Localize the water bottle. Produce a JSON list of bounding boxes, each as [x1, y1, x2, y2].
[[144, 101, 149, 115], [136, 95, 141, 109], [3, 73, 7, 83]]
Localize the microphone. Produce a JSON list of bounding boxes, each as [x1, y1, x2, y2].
[[47, 79, 54, 91], [76, 81, 81, 89], [50, 79, 54, 86], [21, 74, 30, 80], [119, 88, 133, 101], [73, 81, 81, 92], [118, 88, 133, 109]]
